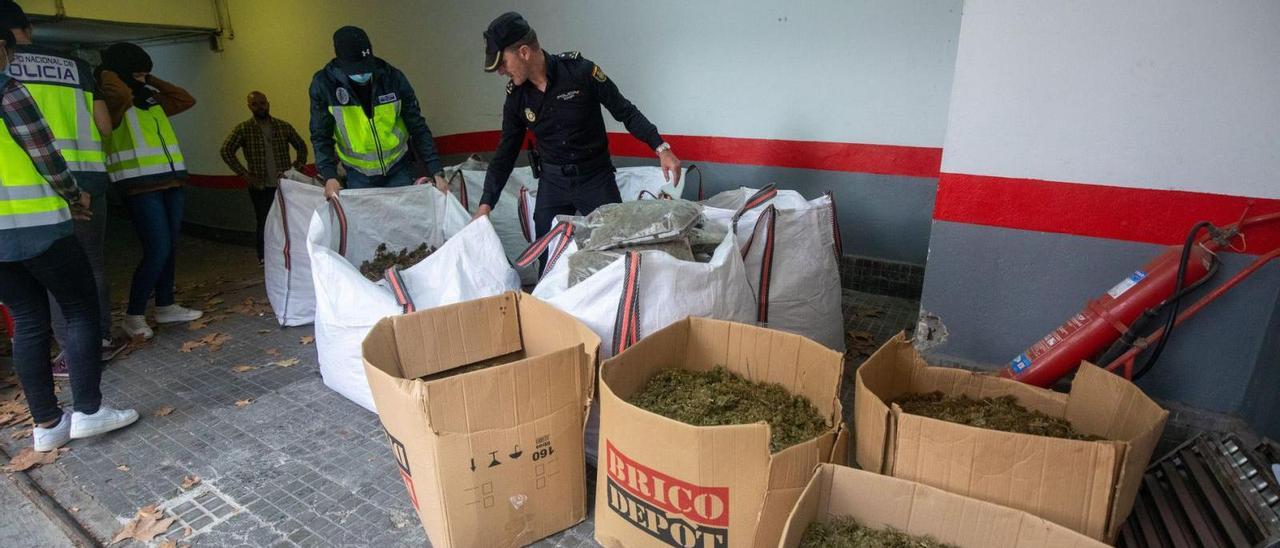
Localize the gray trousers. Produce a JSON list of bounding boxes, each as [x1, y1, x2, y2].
[[51, 190, 111, 344]]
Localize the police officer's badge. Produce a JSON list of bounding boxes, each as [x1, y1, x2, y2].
[[592, 65, 607, 83], [335, 87, 349, 105], [524, 108, 536, 122]]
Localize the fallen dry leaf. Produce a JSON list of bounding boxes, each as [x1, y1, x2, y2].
[[10, 428, 31, 440], [4, 447, 67, 472], [265, 348, 280, 357], [183, 526, 192, 537], [186, 318, 208, 331], [178, 340, 202, 353], [299, 335, 315, 345], [206, 298, 225, 307], [180, 332, 232, 353], [116, 464, 130, 472], [180, 474, 201, 490], [257, 329, 272, 334], [231, 364, 257, 374], [112, 504, 175, 545], [152, 406, 175, 417], [272, 358, 300, 368], [158, 540, 177, 548], [234, 399, 253, 408]]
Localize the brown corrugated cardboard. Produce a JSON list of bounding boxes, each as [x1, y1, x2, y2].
[[594, 317, 847, 548], [362, 292, 601, 548], [854, 333, 1167, 542], [778, 464, 1108, 548]]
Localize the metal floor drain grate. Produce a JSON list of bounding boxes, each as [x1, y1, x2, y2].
[[158, 482, 242, 539]]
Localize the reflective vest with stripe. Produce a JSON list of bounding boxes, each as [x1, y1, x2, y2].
[[23, 83, 106, 174], [330, 101, 408, 176], [7, 50, 106, 174], [105, 104, 186, 183], [0, 118, 72, 231]]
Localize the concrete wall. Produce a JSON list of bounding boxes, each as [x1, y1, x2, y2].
[[130, 0, 960, 265], [921, 0, 1280, 419]]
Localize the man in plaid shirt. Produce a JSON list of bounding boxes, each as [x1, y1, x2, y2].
[[219, 90, 308, 263], [1, 27, 139, 452]]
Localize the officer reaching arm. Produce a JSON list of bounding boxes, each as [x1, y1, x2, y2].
[[474, 12, 680, 222]]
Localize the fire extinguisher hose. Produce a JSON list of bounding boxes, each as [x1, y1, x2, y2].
[[1131, 221, 1215, 380], [1096, 256, 1221, 367]]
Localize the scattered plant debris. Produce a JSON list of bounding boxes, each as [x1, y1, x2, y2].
[[894, 392, 1102, 441], [112, 504, 175, 545], [3, 447, 67, 472], [800, 517, 957, 548], [628, 366, 828, 452], [359, 243, 435, 281]]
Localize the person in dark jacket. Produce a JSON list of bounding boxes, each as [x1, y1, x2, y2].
[[98, 42, 203, 340], [474, 12, 682, 239], [309, 26, 447, 198]]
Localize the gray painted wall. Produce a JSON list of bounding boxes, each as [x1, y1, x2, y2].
[[921, 221, 1280, 414], [1240, 294, 1280, 439]]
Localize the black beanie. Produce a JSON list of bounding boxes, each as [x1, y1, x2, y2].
[[0, 1, 30, 31], [100, 42, 153, 75]]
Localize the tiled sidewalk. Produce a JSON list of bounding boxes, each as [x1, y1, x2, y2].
[[0, 231, 918, 547]]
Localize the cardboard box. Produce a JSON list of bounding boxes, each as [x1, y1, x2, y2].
[[779, 464, 1107, 548], [362, 292, 600, 548], [594, 317, 848, 548], [854, 333, 1168, 542]]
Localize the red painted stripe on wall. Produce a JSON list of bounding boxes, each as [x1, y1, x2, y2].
[[437, 131, 943, 178], [934, 173, 1280, 253]]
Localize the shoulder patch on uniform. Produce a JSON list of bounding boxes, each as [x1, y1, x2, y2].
[[506, 80, 515, 94], [591, 64, 607, 83], [559, 51, 581, 60]]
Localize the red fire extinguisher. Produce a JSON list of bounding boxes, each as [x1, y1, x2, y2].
[[1001, 210, 1280, 387]]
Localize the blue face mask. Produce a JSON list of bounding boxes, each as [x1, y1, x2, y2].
[[348, 72, 372, 85]]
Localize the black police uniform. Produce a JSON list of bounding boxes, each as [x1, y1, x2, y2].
[[479, 52, 666, 240]]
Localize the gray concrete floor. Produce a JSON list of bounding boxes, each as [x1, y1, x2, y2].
[[0, 472, 77, 547], [1, 219, 919, 547]]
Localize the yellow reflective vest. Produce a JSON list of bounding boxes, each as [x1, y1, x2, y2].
[[105, 103, 186, 184], [329, 101, 408, 176]]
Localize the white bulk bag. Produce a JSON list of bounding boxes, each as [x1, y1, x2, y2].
[[307, 187, 519, 411], [441, 160, 540, 285], [525, 216, 756, 464], [516, 165, 688, 248], [264, 177, 328, 326], [702, 185, 845, 351]]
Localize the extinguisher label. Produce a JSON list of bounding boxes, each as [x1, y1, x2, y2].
[[1010, 353, 1033, 373], [1106, 270, 1148, 299]]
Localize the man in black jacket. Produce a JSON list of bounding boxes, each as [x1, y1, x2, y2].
[[474, 12, 682, 239], [309, 26, 446, 197]]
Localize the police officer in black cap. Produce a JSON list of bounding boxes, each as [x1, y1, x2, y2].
[[309, 26, 448, 198], [474, 12, 682, 237]]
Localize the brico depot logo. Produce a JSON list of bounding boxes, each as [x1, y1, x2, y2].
[[605, 442, 729, 548], [383, 428, 419, 510]]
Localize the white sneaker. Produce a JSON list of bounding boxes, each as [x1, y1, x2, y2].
[[70, 406, 139, 439], [123, 315, 153, 340], [33, 409, 72, 452], [154, 304, 203, 324]]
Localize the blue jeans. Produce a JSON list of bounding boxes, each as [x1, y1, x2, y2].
[[0, 235, 103, 423], [124, 187, 185, 316], [343, 157, 415, 189]]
